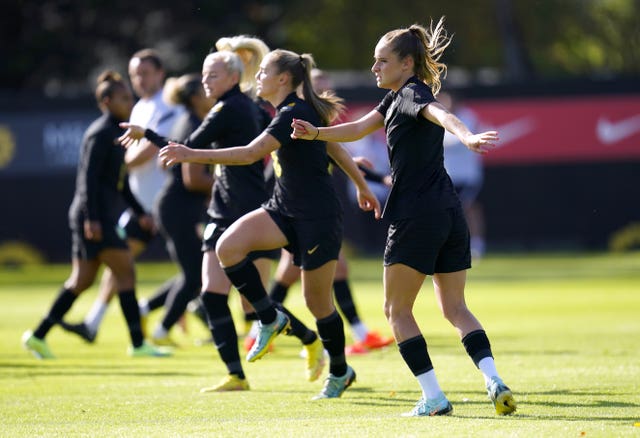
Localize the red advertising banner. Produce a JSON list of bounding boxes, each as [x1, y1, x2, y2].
[[346, 95, 640, 166]]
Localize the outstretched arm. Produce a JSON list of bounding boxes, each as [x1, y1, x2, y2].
[[158, 131, 280, 167], [327, 142, 381, 219], [421, 102, 498, 154], [291, 109, 384, 143]]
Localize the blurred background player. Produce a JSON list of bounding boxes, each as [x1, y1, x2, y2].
[[60, 49, 184, 342], [144, 73, 215, 345], [21, 71, 170, 358], [439, 91, 486, 260]]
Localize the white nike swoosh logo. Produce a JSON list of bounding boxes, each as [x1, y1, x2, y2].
[[596, 115, 640, 145], [491, 117, 536, 147], [307, 244, 320, 255]]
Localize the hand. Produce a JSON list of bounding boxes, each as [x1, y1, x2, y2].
[[83, 220, 102, 241], [290, 118, 319, 140], [159, 142, 193, 166], [463, 131, 499, 154], [137, 214, 156, 233], [118, 123, 145, 148], [353, 156, 375, 170], [355, 186, 382, 220]]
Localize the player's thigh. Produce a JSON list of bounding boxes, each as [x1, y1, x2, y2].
[[65, 257, 100, 292], [216, 208, 287, 262], [383, 263, 425, 315], [432, 270, 467, 315]]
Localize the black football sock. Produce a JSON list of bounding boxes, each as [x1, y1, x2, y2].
[[276, 304, 317, 345], [117, 289, 144, 348], [223, 258, 277, 324], [268, 281, 290, 304], [33, 287, 77, 339], [145, 277, 175, 311], [316, 311, 347, 376], [333, 279, 361, 325], [398, 335, 433, 376], [201, 291, 244, 379], [462, 329, 493, 367]]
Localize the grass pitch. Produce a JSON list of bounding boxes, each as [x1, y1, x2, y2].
[[1, 252, 639, 437]]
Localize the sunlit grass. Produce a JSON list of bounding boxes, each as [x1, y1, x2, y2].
[[1, 252, 639, 437]]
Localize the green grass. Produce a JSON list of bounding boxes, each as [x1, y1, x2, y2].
[[1, 252, 639, 437]]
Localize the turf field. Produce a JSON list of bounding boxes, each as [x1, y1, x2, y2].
[[1, 252, 639, 437]]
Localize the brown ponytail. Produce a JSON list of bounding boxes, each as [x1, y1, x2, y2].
[[381, 17, 452, 95]]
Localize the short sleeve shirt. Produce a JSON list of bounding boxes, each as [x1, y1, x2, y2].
[[375, 77, 458, 220], [263, 92, 341, 219]]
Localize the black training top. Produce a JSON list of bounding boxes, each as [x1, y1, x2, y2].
[[156, 110, 209, 205], [375, 76, 458, 220], [146, 85, 268, 221], [69, 113, 144, 226], [263, 92, 341, 219]]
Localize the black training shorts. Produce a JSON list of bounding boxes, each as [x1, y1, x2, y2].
[[265, 208, 342, 271], [384, 205, 471, 275]]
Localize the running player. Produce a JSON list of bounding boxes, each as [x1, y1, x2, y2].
[[60, 49, 183, 342], [21, 71, 170, 359]]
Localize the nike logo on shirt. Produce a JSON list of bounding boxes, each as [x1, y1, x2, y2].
[[307, 244, 320, 255]]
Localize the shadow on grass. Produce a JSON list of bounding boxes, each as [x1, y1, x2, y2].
[[0, 361, 203, 377], [345, 386, 640, 425]]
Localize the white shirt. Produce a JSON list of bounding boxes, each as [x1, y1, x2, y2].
[[127, 90, 183, 211], [443, 107, 483, 186]]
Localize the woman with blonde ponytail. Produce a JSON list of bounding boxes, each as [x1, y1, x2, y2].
[[291, 17, 517, 417], [152, 48, 381, 400]]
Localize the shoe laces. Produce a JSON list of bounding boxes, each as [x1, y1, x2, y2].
[[321, 373, 344, 396]]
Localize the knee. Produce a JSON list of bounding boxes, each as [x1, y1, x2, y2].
[[441, 303, 468, 324], [65, 279, 91, 294], [215, 235, 239, 266], [383, 300, 392, 321], [384, 299, 409, 325]]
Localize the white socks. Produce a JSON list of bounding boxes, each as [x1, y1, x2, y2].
[[152, 324, 168, 340], [478, 357, 500, 385], [350, 322, 369, 342], [84, 301, 108, 333], [416, 370, 443, 400]]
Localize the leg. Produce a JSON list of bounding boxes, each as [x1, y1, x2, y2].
[[200, 250, 248, 391], [99, 247, 168, 357], [23, 258, 99, 358], [432, 270, 482, 337], [384, 263, 452, 416], [305, 262, 356, 399], [336, 249, 393, 352], [268, 249, 300, 304], [153, 224, 203, 341], [383, 263, 425, 342], [40, 258, 100, 338], [81, 237, 146, 336], [217, 209, 290, 361], [432, 270, 516, 415]]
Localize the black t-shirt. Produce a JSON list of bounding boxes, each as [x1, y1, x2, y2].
[[263, 92, 341, 219], [375, 77, 458, 220], [69, 113, 143, 226], [183, 85, 269, 221]]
